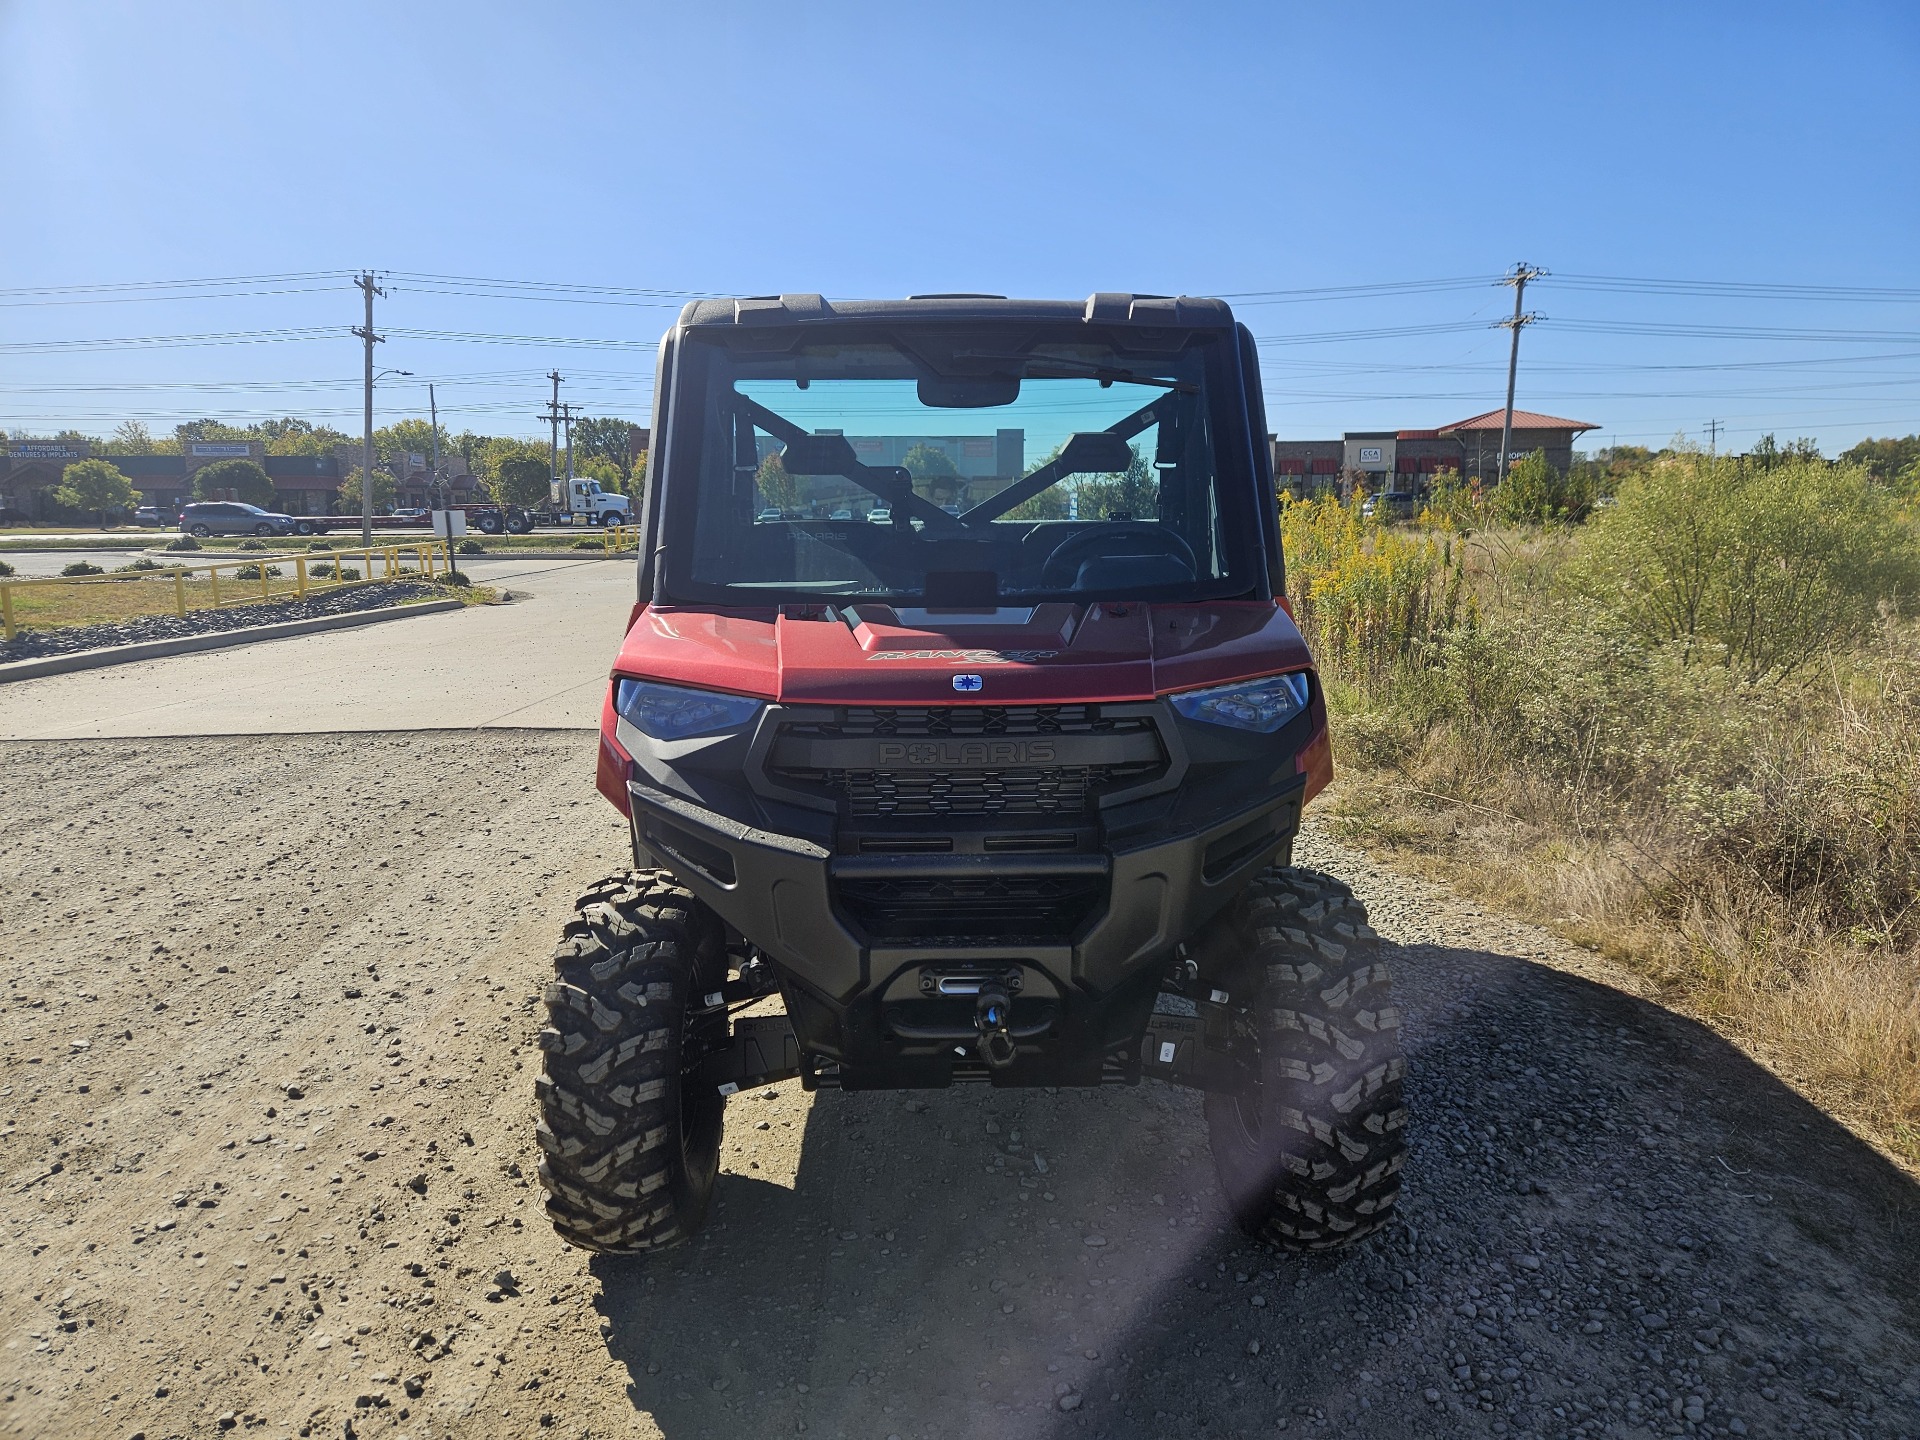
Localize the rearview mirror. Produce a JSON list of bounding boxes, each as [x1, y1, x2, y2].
[[1056, 431, 1135, 476], [779, 434, 858, 475], [917, 375, 1021, 408]]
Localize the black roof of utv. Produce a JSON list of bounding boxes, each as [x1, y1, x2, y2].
[[674, 293, 1237, 330]]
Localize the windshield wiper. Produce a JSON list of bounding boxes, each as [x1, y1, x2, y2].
[[953, 352, 1199, 394]]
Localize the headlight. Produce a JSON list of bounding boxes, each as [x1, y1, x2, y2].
[[1168, 671, 1311, 734], [614, 677, 762, 741]]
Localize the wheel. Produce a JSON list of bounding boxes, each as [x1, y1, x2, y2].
[[535, 871, 729, 1254], [253, 523, 273, 537], [477, 514, 502, 535], [1203, 867, 1406, 1250], [602, 512, 627, 529], [189, 524, 211, 537], [507, 513, 534, 535], [294, 520, 315, 536]]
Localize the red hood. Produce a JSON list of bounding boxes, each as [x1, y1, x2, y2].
[[612, 601, 1314, 704]]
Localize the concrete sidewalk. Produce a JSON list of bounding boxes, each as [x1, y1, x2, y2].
[[0, 556, 630, 738]]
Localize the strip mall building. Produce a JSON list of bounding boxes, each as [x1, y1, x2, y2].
[[1271, 409, 1598, 492]]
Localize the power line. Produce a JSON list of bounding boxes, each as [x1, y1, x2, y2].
[[1548, 273, 1920, 302]]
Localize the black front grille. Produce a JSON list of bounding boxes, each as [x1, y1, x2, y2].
[[771, 705, 1163, 818], [835, 873, 1104, 943], [831, 765, 1117, 817]]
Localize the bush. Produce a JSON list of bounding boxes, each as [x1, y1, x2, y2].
[[439, 568, 471, 587], [307, 540, 334, 552], [61, 560, 105, 577], [311, 564, 361, 581], [571, 537, 602, 550], [1279, 492, 1466, 693], [1576, 452, 1920, 678], [114, 559, 163, 573], [0, 560, 13, 578], [231, 564, 283, 580], [458, 539, 486, 556], [238, 539, 268, 551], [1490, 450, 1596, 524], [164, 535, 201, 552]]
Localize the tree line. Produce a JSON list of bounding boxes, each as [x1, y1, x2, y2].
[[8, 414, 647, 521]]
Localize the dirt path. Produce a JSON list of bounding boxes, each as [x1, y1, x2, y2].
[[2, 734, 1916, 1440]]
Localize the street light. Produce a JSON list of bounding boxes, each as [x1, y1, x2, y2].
[[361, 368, 413, 545]]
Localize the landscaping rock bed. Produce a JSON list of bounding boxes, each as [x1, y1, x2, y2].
[[0, 579, 442, 662]]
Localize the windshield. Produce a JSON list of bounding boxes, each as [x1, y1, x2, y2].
[[660, 327, 1265, 607]]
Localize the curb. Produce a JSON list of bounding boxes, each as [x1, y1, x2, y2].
[[0, 598, 467, 684]]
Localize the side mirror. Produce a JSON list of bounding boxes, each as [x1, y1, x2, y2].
[[1056, 431, 1135, 476], [779, 434, 858, 475]]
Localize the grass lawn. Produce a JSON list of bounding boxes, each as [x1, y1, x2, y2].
[[1, 559, 489, 635]]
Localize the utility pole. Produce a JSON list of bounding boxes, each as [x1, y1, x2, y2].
[[543, 371, 563, 481], [1704, 418, 1723, 456], [429, 382, 454, 574], [354, 272, 385, 547], [1495, 261, 1546, 487], [562, 401, 577, 482]]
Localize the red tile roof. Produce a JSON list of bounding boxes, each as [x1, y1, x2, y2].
[[1439, 408, 1598, 433]]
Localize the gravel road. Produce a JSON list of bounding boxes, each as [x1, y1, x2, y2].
[[2, 733, 1916, 1440]]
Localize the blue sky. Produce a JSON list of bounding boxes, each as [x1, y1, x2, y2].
[[3, 0, 1916, 454]]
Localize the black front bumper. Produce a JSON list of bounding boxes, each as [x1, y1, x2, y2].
[[625, 746, 1303, 1087]]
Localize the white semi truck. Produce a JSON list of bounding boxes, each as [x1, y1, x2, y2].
[[469, 478, 633, 534]]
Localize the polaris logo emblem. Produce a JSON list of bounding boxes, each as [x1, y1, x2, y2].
[[952, 673, 984, 693], [876, 740, 1057, 766]]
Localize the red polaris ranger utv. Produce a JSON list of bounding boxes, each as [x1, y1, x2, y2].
[[536, 293, 1405, 1255]]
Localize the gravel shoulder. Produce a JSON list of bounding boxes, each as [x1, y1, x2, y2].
[[1, 734, 1916, 1440]]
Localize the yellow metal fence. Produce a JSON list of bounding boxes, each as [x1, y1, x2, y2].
[[0, 541, 452, 641]]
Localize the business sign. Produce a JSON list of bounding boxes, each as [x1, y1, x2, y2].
[[1358, 446, 1384, 464], [7, 442, 86, 460], [191, 443, 252, 457]]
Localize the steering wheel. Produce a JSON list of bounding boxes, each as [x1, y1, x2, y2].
[[1040, 522, 1198, 589]]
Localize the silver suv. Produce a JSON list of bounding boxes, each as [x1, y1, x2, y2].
[[179, 502, 299, 538]]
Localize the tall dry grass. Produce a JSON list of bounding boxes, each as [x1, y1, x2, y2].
[[1286, 468, 1920, 1168]]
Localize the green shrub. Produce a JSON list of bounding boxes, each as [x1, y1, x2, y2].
[[571, 537, 601, 550], [1489, 450, 1596, 524], [164, 535, 201, 552], [307, 540, 334, 552], [1577, 452, 1920, 678], [232, 564, 283, 580], [458, 539, 486, 556], [61, 561, 105, 577], [438, 568, 471, 587], [238, 539, 268, 551], [114, 559, 163, 573], [310, 564, 363, 581], [0, 560, 14, 578]]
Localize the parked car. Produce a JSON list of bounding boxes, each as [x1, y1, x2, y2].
[[178, 502, 298, 538], [755, 508, 784, 523], [867, 508, 892, 524], [1360, 491, 1417, 522], [133, 505, 176, 528], [829, 508, 854, 521], [384, 508, 434, 528]]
